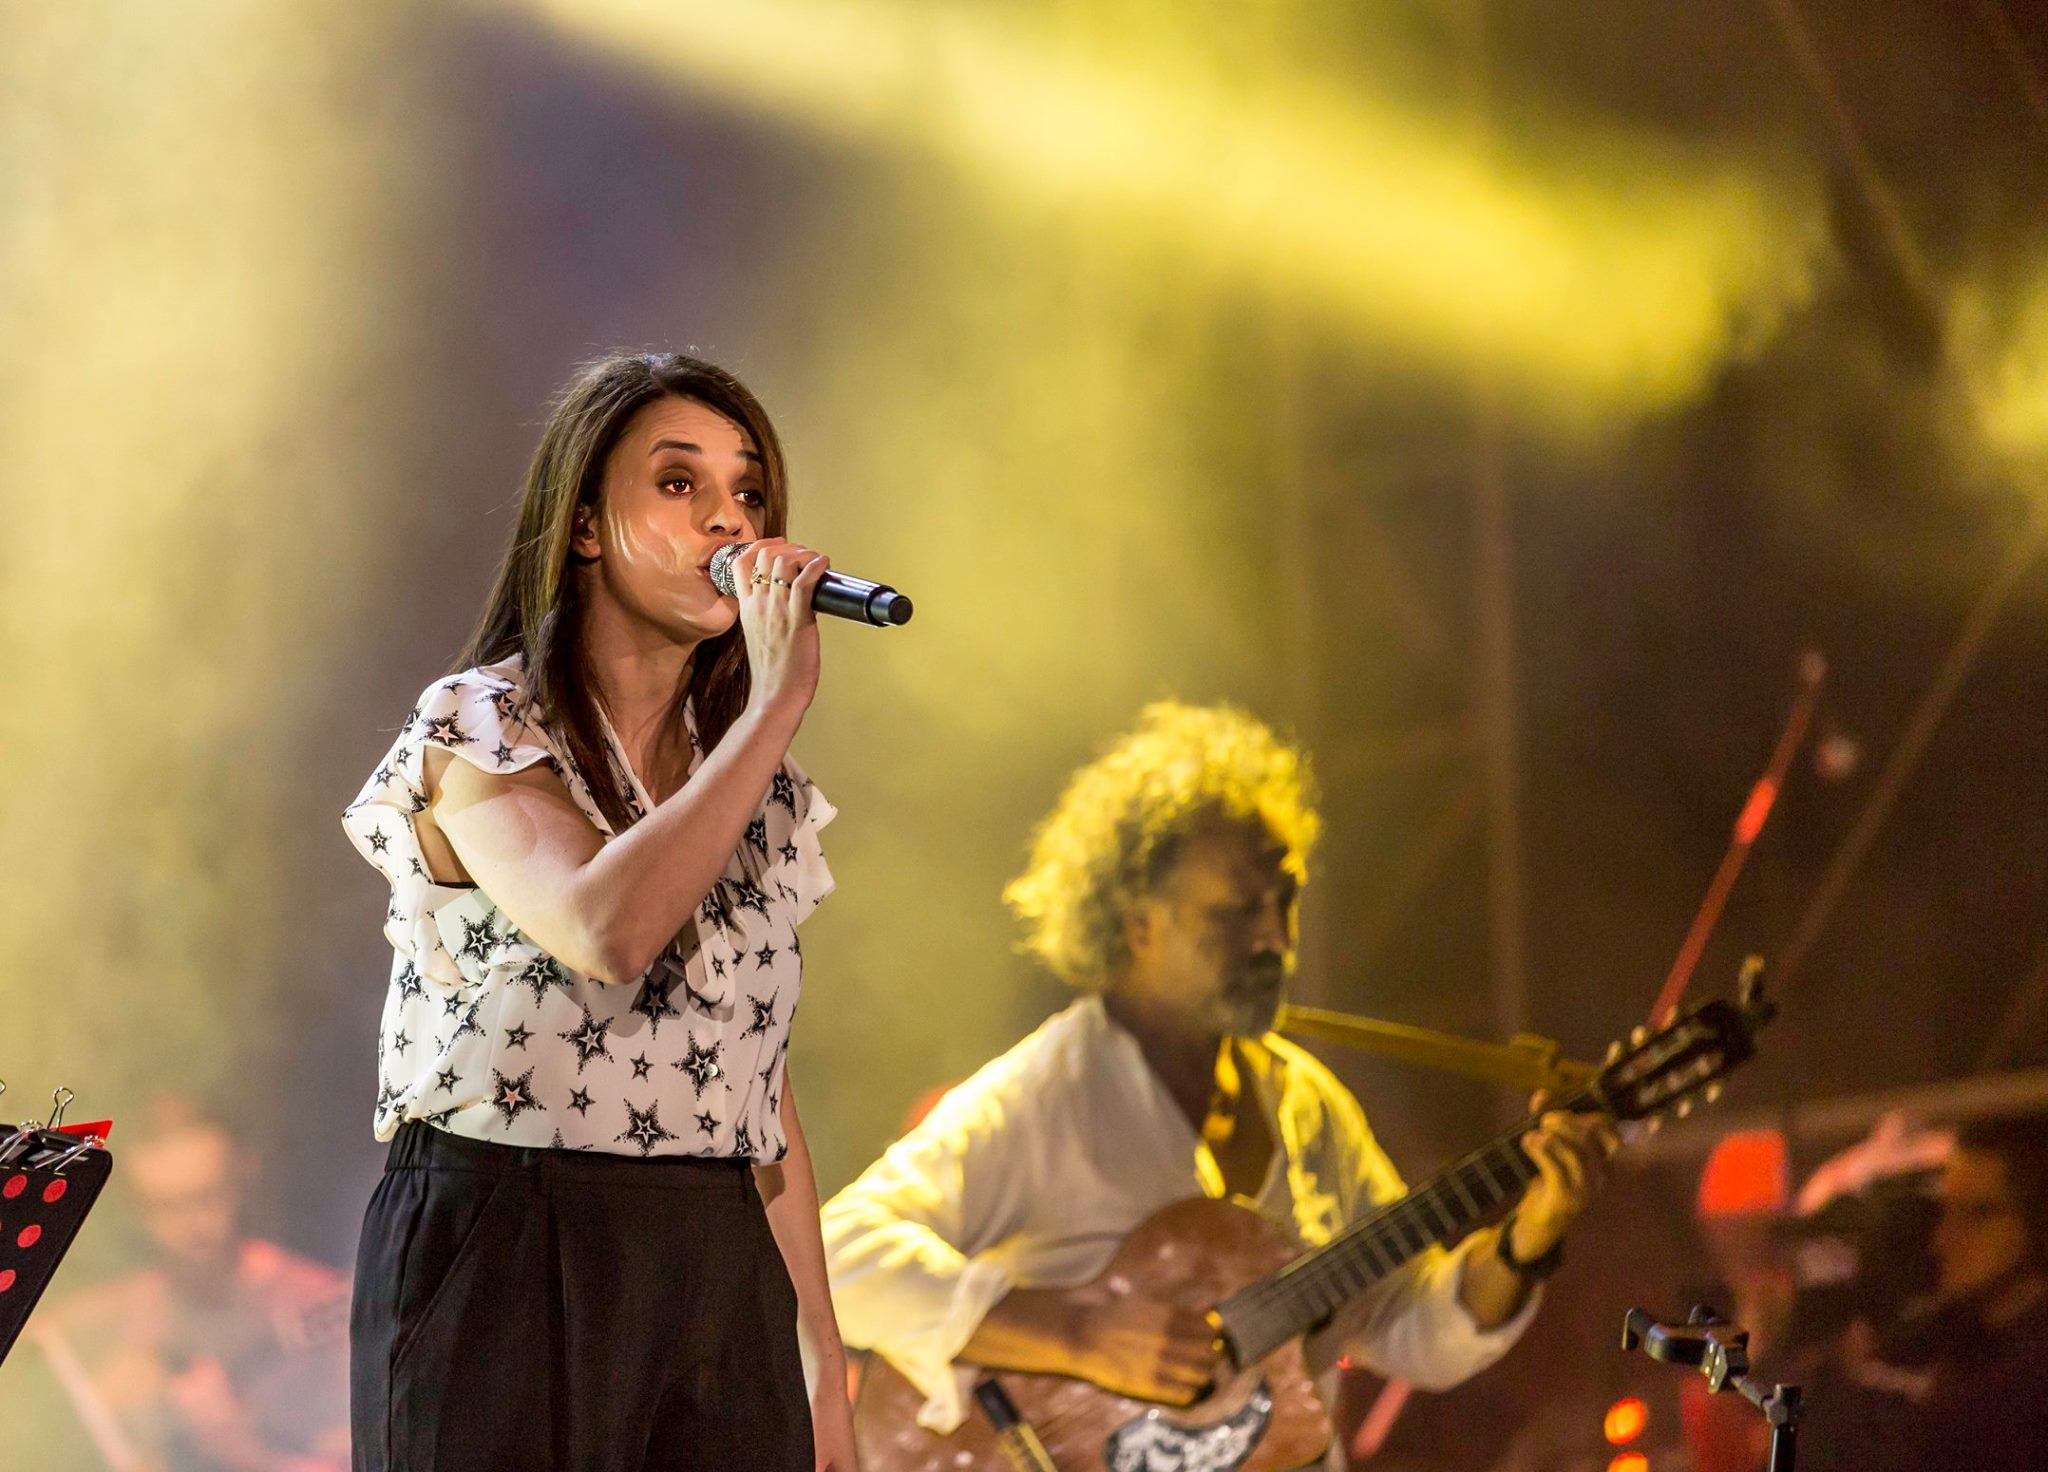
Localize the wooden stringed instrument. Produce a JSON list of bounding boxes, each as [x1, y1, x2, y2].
[[854, 982, 1774, 1472]]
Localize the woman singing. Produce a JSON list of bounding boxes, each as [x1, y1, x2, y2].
[[343, 352, 860, 1471]]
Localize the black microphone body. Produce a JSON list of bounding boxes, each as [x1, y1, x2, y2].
[[707, 542, 914, 627]]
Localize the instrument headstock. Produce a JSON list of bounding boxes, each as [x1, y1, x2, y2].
[[1589, 963, 1776, 1124]]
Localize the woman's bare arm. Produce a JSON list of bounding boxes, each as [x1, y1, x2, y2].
[[426, 698, 803, 983], [760, 1076, 862, 1469]]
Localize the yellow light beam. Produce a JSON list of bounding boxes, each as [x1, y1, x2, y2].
[[511, 0, 1818, 424]]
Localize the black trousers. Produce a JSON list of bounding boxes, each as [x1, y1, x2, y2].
[[350, 1123, 811, 1471]]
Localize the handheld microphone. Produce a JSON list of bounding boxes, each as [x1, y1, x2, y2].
[[708, 541, 914, 627]]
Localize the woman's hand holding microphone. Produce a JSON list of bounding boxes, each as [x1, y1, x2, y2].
[[729, 538, 831, 719]]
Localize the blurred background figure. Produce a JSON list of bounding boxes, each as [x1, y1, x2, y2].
[[1888, 1113, 2048, 1471], [1683, 1111, 2048, 1472], [28, 1098, 350, 1472]]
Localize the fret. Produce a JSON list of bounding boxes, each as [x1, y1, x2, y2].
[[1475, 1148, 1522, 1199], [1466, 1158, 1510, 1206], [1417, 1188, 1457, 1239], [1357, 1229, 1396, 1277], [1448, 1167, 1483, 1218]]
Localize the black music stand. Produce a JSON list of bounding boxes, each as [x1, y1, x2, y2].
[[0, 1120, 115, 1367]]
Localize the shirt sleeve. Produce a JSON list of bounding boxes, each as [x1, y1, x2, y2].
[[1303, 1071, 1539, 1389], [777, 754, 836, 920], [341, 670, 558, 986], [820, 1071, 1033, 1434]]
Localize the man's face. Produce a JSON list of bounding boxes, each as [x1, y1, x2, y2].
[[130, 1126, 243, 1283], [1122, 817, 1298, 1038], [1932, 1150, 2032, 1300]]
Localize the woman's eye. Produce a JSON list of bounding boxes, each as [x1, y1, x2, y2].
[[660, 476, 693, 496], [737, 489, 765, 507]]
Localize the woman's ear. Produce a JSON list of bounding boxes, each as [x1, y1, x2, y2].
[[571, 503, 602, 563]]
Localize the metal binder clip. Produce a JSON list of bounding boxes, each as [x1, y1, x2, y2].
[[47, 1086, 75, 1133], [47, 1133, 104, 1174], [0, 1122, 39, 1165]]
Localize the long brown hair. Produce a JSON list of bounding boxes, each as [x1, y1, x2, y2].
[[460, 351, 789, 832]]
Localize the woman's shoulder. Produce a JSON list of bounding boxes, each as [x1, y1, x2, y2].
[[398, 658, 555, 759], [345, 658, 559, 829]]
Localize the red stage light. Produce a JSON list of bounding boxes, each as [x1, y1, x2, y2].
[[1604, 1397, 1649, 1444], [1697, 1129, 1788, 1216], [1608, 1454, 1649, 1472]]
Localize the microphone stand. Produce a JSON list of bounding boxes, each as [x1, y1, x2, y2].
[[1622, 1306, 1803, 1472]]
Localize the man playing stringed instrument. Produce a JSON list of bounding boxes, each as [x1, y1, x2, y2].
[[822, 703, 1620, 1469]]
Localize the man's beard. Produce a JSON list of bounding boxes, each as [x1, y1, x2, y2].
[[1217, 955, 1287, 1035]]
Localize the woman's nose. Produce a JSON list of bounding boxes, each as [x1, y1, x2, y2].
[[700, 485, 745, 537]]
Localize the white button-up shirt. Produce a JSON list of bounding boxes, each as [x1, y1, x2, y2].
[[822, 995, 1536, 1434], [342, 658, 834, 1162]]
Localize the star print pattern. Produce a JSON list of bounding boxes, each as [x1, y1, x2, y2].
[[675, 1036, 724, 1096], [420, 712, 469, 746], [558, 1007, 614, 1073], [631, 971, 682, 1037], [507, 954, 572, 1004], [617, 1100, 678, 1156], [458, 914, 500, 964], [729, 878, 771, 919], [490, 1066, 543, 1129], [347, 657, 834, 1159]]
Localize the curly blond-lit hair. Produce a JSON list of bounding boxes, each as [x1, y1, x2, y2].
[[1004, 702, 1321, 991]]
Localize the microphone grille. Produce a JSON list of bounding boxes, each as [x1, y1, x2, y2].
[[707, 541, 753, 597]]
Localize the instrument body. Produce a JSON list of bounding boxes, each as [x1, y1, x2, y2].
[[856, 1196, 1331, 1472]]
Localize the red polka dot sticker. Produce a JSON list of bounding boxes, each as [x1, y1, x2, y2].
[[0, 1269, 15, 1293], [1, 1175, 24, 1199], [42, 1179, 66, 1204], [16, 1224, 41, 1250]]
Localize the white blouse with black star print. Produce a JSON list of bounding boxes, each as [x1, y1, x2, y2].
[[342, 658, 834, 1162]]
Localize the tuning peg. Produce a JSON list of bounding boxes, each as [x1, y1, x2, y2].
[[1630, 1026, 1647, 1047], [1606, 1040, 1624, 1063], [1643, 1115, 1663, 1135], [1675, 1098, 1694, 1118], [1704, 1083, 1723, 1104]]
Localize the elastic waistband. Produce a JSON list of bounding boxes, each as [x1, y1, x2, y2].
[[385, 1121, 757, 1194]]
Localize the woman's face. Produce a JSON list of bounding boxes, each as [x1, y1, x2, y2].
[[576, 395, 768, 643]]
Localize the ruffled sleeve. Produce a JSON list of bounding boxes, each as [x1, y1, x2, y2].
[[341, 664, 561, 984], [777, 754, 837, 920]]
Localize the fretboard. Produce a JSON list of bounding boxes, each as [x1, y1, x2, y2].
[[1215, 1090, 1592, 1367]]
